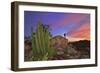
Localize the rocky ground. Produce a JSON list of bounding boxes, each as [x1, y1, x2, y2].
[[24, 36, 90, 61]]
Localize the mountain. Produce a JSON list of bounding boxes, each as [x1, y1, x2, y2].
[[69, 40, 90, 50]]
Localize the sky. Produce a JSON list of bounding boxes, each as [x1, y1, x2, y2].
[[24, 11, 90, 41]]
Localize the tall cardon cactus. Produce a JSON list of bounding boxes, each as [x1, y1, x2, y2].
[[31, 22, 56, 61]]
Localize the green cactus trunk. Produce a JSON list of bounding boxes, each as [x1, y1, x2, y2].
[[31, 22, 56, 61]]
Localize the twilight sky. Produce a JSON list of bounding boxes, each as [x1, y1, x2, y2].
[[24, 11, 90, 41]]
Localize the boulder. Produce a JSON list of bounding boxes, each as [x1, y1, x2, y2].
[[50, 35, 68, 50]]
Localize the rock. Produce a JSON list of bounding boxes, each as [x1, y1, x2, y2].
[[24, 39, 33, 61], [50, 35, 68, 50]]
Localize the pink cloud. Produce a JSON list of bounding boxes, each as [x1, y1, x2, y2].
[[69, 23, 90, 40]]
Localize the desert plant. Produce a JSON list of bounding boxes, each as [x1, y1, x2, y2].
[[31, 21, 57, 61]]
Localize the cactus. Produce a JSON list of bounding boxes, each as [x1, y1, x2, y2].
[[31, 21, 57, 61]]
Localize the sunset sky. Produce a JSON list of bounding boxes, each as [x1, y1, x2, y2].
[[24, 11, 90, 41]]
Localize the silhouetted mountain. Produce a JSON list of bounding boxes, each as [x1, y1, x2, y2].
[[69, 40, 90, 51]]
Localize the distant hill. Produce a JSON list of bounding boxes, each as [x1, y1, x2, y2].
[[69, 40, 90, 51]]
